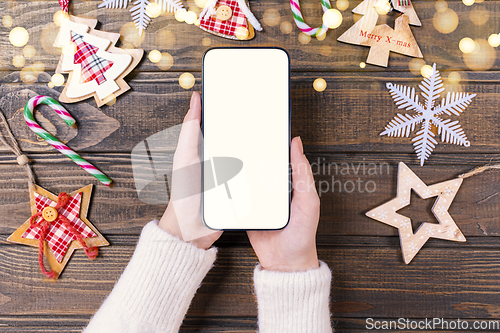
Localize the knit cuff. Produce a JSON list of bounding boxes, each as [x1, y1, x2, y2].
[[254, 261, 332, 333], [85, 220, 217, 333]]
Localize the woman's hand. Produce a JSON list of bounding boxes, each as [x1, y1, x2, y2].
[[247, 137, 320, 272], [159, 92, 223, 250]]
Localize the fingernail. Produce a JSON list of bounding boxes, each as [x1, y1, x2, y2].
[[190, 92, 196, 109], [297, 136, 304, 154]]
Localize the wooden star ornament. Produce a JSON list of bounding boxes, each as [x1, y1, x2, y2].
[[7, 184, 108, 279], [366, 162, 465, 264]]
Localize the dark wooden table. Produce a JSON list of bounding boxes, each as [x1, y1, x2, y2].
[[1, 0, 500, 331]]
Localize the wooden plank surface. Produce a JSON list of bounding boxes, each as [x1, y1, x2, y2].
[[0, 71, 499, 153], [0, 0, 499, 72], [2, 0, 500, 330], [2, 243, 500, 320], [2, 154, 500, 236]]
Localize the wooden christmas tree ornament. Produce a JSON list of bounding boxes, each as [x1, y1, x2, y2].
[[366, 162, 465, 264], [54, 15, 143, 107], [338, 0, 422, 67]]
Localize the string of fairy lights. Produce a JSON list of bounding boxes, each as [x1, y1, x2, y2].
[[3, 0, 500, 95]]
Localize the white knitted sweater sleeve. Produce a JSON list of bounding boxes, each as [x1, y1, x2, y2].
[[83, 221, 217, 333], [253, 261, 333, 333]]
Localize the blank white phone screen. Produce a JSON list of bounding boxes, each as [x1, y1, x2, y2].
[[202, 48, 290, 230]]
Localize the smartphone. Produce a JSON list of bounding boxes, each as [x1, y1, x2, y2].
[[202, 47, 291, 230]]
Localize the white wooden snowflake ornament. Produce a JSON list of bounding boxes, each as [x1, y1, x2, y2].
[[381, 63, 476, 166], [99, 0, 184, 35], [366, 162, 465, 264]]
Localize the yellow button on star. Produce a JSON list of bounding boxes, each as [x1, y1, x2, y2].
[[42, 206, 58, 222]]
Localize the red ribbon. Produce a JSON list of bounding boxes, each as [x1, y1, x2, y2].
[[29, 192, 98, 279], [59, 0, 69, 13]]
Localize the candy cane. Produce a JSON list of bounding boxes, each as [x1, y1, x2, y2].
[[24, 96, 113, 187], [290, 0, 332, 36]]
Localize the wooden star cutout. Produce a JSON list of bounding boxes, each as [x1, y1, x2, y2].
[[6, 184, 108, 278], [366, 162, 465, 264]]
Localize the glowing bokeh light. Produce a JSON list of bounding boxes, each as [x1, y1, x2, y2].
[[463, 39, 496, 71], [235, 27, 249, 40], [12, 55, 25, 68], [313, 78, 327, 92], [280, 21, 293, 34], [21, 67, 38, 84], [459, 37, 475, 53], [323, 9, 342, 29], [435, 0, 447, 12], [157, 29, 176, 48], [202, 37, 211, 46], [147, 2, 162, 18], [179, 73, 195, 89], [433, 9, 458, 34], [9, 27, 29, 47], [105, 94, 117, 106], [149, 50, 162, 63], [156, 52, 174, 70], [462, 0, 474, 6], [48, 82, 55, 89], [52, 73, 65, 86], [375, 0, 391, 15], [408, 58, 426, 75], [263, 9, 280, 26], [337, 0, 349, 11], [22, 46, 36, 59], [33, 61, 45, 73], [53, 10, 67, 26], [316, 32, 327, 41], [469, 9, 488, 26], [120, 22, 146, 47], [175, 9, 187, 22], [360, 62, 366, 68], [488, 34, 500, 47], [195, 0, 208, 8], [41, 23, 62, 55], [421, 65, 433, 78], [448, 72, 461, 84], [184, 11, 198, 24], [2, 15, 13, 28], [320, 45, 331, 56], [298, 32, 311, 44]]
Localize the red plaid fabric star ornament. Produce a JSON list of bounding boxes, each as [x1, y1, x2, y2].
[[7, 184, 109, 279]]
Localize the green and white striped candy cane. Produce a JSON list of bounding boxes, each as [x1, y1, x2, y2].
[[24, 96, 113, 187], [290, 0, 332, 36]]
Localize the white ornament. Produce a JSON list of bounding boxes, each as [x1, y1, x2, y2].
[[381, 63, 476, 166], [99, 0, 184, 35]]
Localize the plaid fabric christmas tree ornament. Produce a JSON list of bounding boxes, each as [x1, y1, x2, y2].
[[199, 0, 262, 40], [71, 32, 114, 85], [54, 15, 143, 107]]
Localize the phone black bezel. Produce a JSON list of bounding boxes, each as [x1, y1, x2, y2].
[[201, 46, 292, 231]]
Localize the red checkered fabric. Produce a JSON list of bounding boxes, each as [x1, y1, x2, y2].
[[22, 192, 96, 263], [71, 32, 114, 85], [58, 0, 69, 12], [200, 0, 248, 38]]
